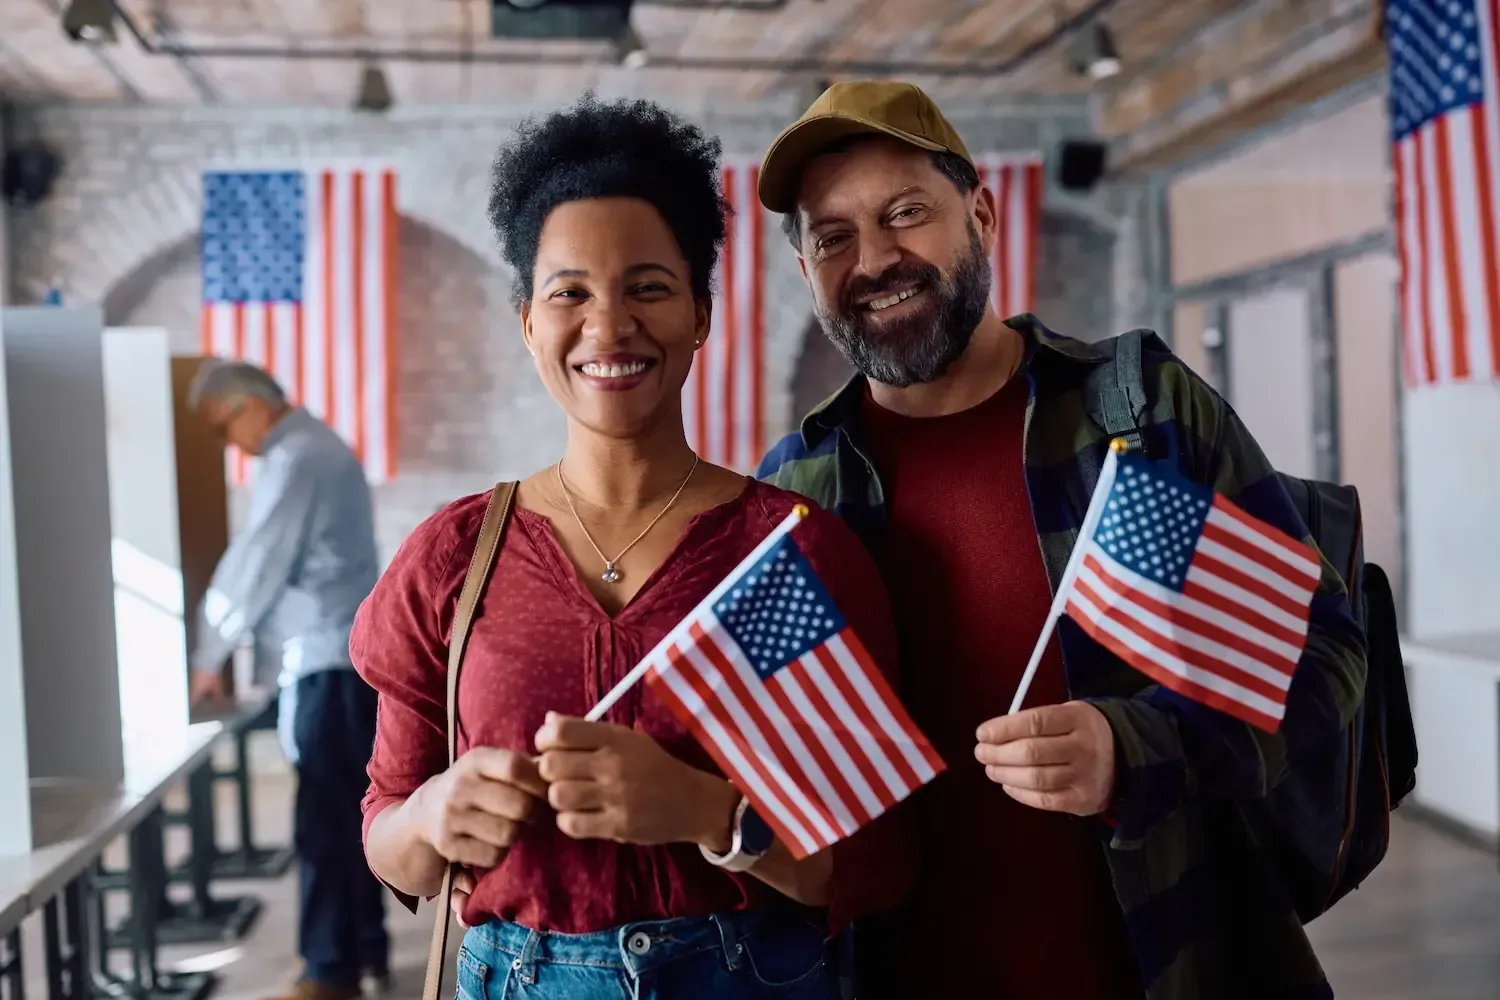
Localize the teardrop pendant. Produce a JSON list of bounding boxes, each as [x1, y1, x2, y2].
[[601, 563, 622, 584]]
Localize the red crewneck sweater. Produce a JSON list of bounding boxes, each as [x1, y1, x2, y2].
[[861, 376, 1140, 998]]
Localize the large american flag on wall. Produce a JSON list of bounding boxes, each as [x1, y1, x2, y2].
[[684, 158, 765, 474], [1388, 0, 1500, 386], [200, 167, 398, 483], [979, 155, 1044, 319]]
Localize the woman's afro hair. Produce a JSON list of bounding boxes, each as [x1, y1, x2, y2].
[[488, 93, 731, 310]]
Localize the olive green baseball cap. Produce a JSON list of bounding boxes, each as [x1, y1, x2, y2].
[[758, 79, 975, 214]]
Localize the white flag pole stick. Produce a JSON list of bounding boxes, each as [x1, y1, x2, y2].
[[1007, 442, 1126, 715], [584, 504, 811, 722]]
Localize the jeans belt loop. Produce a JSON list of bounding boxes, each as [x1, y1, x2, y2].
[[513, 927, 541, 985], [711, 913, 745, 971]]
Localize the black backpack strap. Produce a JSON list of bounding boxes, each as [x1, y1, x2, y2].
[[1084, 328, 1150, 451]]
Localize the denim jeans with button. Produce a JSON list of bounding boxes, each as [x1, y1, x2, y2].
[[456, 909, 842, 1000]]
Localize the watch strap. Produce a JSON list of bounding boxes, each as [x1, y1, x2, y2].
[[700, 796, 766, 873]]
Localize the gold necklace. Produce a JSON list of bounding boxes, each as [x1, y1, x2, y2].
[[556, 456, 700, 585]]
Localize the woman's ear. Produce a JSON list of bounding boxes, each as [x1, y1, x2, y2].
[[520, 302, 536, 357], [693, 296, 711, 350]]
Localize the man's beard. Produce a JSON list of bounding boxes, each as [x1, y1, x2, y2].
[[814, 222, 991, 388]]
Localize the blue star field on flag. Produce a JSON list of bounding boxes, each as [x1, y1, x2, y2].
[[714, 535, 847, 681], [1094, 457, 1215, 592], [1387, 0, 1487, 140], [201, 171, 306, 303]]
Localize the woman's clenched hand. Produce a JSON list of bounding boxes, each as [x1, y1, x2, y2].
[[410, 747, 549, 868], [534, 712, 739, 850]]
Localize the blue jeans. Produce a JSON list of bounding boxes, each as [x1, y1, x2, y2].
[[457, 909, 842, 1000]]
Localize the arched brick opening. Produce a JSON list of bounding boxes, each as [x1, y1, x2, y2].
[[102, 235, 200, 328]]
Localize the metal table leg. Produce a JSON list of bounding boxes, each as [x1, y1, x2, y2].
[[43, 878, 88, 1000], [105, 765, 260, 949], [205, 718, 292, 882], [90, 809, 217, 1000], [127, 809, 165, 998], [1, 926, 23, 1000]]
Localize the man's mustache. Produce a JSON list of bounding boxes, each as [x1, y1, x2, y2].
[[839, 261, 943, 315]]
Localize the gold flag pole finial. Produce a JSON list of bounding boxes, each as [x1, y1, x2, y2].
[[1110, 437, 1132, 454]]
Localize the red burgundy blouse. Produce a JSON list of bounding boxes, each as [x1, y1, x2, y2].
[[352, 479, 910, 934]]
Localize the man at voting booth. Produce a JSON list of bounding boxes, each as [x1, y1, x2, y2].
[[186, 360, 390, 1000]]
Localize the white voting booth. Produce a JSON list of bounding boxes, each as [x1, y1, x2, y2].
[[102, 327, 194, 778], [0, 309, 198, 856], [1401, 385, 1500, 844]]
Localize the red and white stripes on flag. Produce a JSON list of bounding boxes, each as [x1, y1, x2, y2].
[[1388, 0, 1500, 386], [200, 166, 398, 484], [1059, 451, 1319, 733], [638, 508, 943, 858], [683, 159, 765, 474], [978, 155, 1043, 319]]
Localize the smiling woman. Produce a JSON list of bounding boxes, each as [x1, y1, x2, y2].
[[351, 95, 914, 1000]]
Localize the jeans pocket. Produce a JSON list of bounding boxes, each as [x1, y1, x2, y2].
[[739, 919, 836, 992], [456, 945, 508, 1000]]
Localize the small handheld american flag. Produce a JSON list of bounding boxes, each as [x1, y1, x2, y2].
[[1010, 443, 1321, 734], [587, 507, 944, 858]]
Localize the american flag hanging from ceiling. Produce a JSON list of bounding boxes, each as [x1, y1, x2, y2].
[[683, 158, 766, 474], [1387, 0, 1500, 387], [978, 154, 1044, 320], [200, 166, 399, 485]]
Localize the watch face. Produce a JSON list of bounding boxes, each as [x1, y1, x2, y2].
[[740, 803, 775, 855]]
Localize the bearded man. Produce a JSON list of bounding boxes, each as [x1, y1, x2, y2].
[[756, 81, 1367, 1000]]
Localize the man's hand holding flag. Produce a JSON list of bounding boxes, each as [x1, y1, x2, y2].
[[976, 439, 1322, 816]]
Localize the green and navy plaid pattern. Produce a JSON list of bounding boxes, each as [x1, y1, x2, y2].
[[758, 315, 1367, 1000]]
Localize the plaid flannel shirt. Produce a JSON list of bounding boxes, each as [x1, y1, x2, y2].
[[756, 315, 1367, 1000]]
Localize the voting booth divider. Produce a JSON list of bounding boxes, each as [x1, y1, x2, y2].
[[0, 309, 290, 1000], [0, 307, 127, 858], [1399, 385, 1500, 848]]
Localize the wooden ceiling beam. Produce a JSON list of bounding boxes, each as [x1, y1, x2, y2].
[[1101, 0, 1384, 173]]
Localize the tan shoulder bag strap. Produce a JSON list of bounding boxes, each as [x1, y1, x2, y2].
[[421, 482, 518, 1000]]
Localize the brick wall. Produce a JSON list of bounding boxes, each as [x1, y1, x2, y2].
[[3, 98, 1141, 560]]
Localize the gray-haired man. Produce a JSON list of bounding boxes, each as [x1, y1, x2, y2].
[[188, 360, 388, 1000]]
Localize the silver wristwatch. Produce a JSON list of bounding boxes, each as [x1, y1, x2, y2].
[[699, 796, 771, 873]]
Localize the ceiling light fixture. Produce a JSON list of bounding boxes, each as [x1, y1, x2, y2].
[[61, 0, 118, 43], [1070, 21, 1120, 81], [355, 63, 394, 112]]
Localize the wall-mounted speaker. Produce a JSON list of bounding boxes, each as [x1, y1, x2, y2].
[[1057, 139, 1107, 192], [2, 145, 62, 207]]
